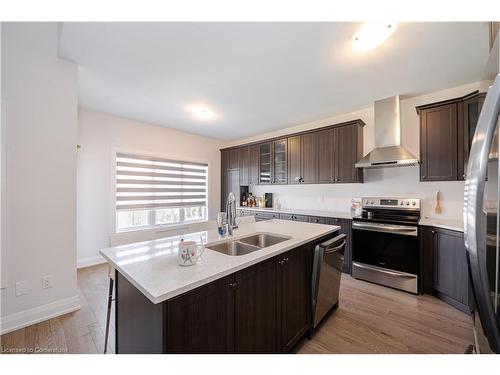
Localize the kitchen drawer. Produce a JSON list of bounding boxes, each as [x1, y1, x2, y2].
[[308, 216, 326, 224], [279, 213, 308, 222], [254, 211, 279, 221]]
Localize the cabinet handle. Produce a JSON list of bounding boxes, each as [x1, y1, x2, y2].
[[278, 260, 285, 266], [284, 257, 289, 263], [229, 282, 237, 289], [335, 178, 339, 182], [431, 230, 436, 234]]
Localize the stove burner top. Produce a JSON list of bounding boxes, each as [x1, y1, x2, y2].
[[355, 197, 421, 225]]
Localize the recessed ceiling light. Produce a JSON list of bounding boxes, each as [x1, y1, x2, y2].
[[188, 105, 217, 120], [352, 22, 397, 51]]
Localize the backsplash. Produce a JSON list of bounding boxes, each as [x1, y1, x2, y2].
[[251, 166, 465, 219]]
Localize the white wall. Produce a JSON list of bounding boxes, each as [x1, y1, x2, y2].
[[0, 23, 79, 334], [77, 109, 224, 267], [228, 81, 492, 220]]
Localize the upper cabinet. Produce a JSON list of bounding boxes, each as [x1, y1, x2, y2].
[[417, 91, 485, 182], [460, 92, 486, 180], [249, 144, 260, 185], [259, 142, 272, 184], [229, 148, 240, 170], [288, 132, 318, 184], [220, 119, 364, 187], [317, 122, 364, 184], [239, 145, 250, 185], [333, 124, 364, 183], [272, 139, 288, 184], [419, 103, 458, 181]]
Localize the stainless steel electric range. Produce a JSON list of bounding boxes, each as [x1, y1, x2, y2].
[[351, 197, 421, 294]]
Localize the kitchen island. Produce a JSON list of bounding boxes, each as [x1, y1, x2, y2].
[[100, 219, 339, 354]]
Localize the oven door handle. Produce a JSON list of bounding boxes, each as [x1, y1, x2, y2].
[[352, 221, 418, 236], [352, 262, 416, 278]]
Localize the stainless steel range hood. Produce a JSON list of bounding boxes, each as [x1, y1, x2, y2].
[[355, 96, 419, 169]]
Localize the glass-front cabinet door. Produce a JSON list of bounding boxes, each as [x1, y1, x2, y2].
[[259, 142, 271, 184], [272, 139, 287, 184]]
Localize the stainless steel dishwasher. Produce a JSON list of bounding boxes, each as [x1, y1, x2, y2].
[[311, 233, 346, 328]]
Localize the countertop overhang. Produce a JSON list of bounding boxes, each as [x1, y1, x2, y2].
[[100, 219, 339, 304]]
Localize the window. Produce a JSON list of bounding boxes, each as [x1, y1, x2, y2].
[[115, 152, 208, 232]]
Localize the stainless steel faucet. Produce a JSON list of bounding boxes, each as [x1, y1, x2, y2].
[[225, 192, 238, 235]]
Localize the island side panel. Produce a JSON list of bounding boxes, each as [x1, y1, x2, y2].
[[115, 272, 165, 354]]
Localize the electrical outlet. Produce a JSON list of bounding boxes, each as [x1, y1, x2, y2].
[[15, 280, 29, 296], [42, 275, 53, 289]]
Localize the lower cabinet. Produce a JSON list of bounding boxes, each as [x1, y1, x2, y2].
[[279, 245, 311, 352], [421, 226, 472, 313], [234, 257, 279, 353], [166, 275, 235, 353], [235, 245, 311, 353], [116, 243, 315, 353]]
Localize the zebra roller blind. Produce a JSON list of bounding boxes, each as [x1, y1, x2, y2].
[[115, 153, 208, 211]]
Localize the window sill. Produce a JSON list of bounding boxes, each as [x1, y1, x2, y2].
[[115, 219, 208, 235]]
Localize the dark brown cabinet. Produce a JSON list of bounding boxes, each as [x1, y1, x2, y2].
[[249, 144, 260, 185], [288, 135, 302, 184], [220, 119, 364, 187], [316, 123, 363, 184], [333, 124, 364, 183], [229, 147, 240, 170], [234, 257, 278, 353], [258, 142, 272, 184], [421, 226, 472, 313], [288, 133, 317, 184], [239, 145, 250, 185], [166, 275, 235, 353], [419, 103, 458, 181], [221, 149, 231, 171], [272, 139, 288, 184], [221, 169, 240, 211], [317, 128, 334, 183], [417, 91, 486, 182], [278, 245, 310, 352], [459, 92, 486, 180]]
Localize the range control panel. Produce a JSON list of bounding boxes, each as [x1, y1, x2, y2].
[[361, 197, 420, 210]]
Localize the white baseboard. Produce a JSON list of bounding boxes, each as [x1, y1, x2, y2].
[[0, 294, 81, 335], [77, 254, 106, 269]]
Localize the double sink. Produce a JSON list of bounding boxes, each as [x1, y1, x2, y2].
[[206, 233, 291, 256]]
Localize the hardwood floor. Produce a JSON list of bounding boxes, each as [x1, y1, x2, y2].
[[0, 264, 473, 354]]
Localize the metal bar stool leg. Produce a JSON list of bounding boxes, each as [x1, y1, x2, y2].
[[104, 266, 115, 354]]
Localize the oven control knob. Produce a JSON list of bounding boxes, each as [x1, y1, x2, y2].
[[412, 201, 416, 206], [400, 201, 404, 205], [406, 201, 410, 206], [370, 200, 374, 204]]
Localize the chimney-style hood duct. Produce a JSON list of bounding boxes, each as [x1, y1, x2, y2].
[[355, 96, 419, 169]]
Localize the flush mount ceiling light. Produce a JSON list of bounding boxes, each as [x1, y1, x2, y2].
[[352, 22, 397, 51], [188, 105, 217, 120]]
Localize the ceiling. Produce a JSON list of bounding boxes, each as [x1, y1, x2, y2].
[[59, 22, 490, 140]]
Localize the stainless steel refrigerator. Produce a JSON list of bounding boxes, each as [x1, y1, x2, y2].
[[464, 73, 500, 353]]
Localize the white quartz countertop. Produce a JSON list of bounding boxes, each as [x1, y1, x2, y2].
[[100, 220, 338, 304], [419, 217, 464, 232], [240, 206, 352, 220]]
